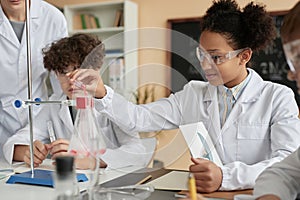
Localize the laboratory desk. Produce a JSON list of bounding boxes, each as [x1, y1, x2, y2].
[[0, 160, 144, 200], [0, 160, 253, 200]]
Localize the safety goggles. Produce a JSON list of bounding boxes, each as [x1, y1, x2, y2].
[[283, 39, 300, 72], [196, 47, 247, 65]]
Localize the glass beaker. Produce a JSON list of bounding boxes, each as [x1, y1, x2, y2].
[[53, 156, 80, 200]]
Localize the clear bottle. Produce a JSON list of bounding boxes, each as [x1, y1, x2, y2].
[[54, 156, 79, 200]]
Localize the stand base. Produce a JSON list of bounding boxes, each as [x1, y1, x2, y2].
[[6, 169, 88, 187]]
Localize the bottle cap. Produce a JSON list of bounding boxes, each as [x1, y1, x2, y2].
[[55, 156, 74, 175]]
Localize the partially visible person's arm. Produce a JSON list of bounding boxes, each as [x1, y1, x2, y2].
[[3, 113, 51, 165], [253, 148, 300, 200], [70, 68, 183, 133], [14, 140, 49, 167], [13, 145, 28, 162]]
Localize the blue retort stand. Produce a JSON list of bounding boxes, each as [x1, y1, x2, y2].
[[6, 169, 88, 187]]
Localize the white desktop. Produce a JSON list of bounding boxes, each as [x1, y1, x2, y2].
[[0, 159, 142, 200]]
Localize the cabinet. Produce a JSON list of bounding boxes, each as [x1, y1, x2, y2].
[[64, 0, 138, 100]]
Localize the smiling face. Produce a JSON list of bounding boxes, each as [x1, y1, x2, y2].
[[199, 31, 249, 88]]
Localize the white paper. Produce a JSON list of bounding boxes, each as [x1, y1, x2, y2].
[[146, 171, 189, 190], [180, 122, 223, 167]]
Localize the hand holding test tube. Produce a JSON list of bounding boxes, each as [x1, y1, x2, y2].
[[74, 80, 86, 90], [67, 69, 87, 93]]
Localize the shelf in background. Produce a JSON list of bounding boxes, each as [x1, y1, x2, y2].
[[69, 27, 124, 35]]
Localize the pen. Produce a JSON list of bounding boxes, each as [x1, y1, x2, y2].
[[189, 173, 197, 200], [47, 121, 56, 142]]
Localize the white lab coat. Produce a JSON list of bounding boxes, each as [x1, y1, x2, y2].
[[0, 0, 67, 162], [95, 68, 300, 190], [3, 93, 148, 169], [253, 147, 300, 200]]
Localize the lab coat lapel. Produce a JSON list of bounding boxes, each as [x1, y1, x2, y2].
[[59, 105, 74, 135], [222, 69, 263, 129], [222, 102, 241, 130], [0, 0, 40, 48], [29, 0, 40, 35], [204, 85, 225, 159], [205, 85, 221, 134], [239, 68, 263, 103], [0, 7, 20, 48], [20, 0, 40, 44], [49, 92, 74, 138]]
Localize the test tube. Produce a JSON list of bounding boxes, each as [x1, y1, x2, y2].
[[47, 121, 56, 143], [74, 80, 86, 90]]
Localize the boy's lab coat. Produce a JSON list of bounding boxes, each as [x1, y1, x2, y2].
[[0, 0, 67, 162], [3, 93, 148, 169], [95, 68, 300, 190]]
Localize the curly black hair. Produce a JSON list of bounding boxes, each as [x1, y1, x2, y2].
[[43, 33, 104, 74], [201, 0, 276, 51]]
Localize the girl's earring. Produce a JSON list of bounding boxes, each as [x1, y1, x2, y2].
[[240, 59, 246, 65]]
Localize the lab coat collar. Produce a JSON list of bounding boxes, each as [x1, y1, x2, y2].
[[0, 6, 20, 47], [0, 0, 41, 48], [30, 0, 42, 19], [58, 104, 74, 135], [0, 6, 5, 24], [203, 68, 263, 103], [203, 84, 221, 133], [222, 68, 264, 130], [203, 68, 264, 127], [204, 83, 217, 102], [204, 85, 222, 143], [237, 68, 263, 103], [21, 0, 41, 40]]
